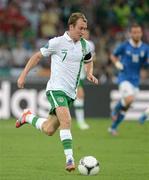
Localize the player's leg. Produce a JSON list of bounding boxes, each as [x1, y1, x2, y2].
[[56, 106, 75, 171], [74, 81, 89, 130], [111, 100, 125, 121], [138, 107, 149, 124], [111, 81, 132, 121], [41, 115, 60, 135], [16, 109, 60, 135], [16, 90, 61, 134], [109, 81, 137, 135], [46, 90, 75, 171], [109, 95, 133, 135]]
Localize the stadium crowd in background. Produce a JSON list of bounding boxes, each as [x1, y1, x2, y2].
[[0, 0, 149, 83]]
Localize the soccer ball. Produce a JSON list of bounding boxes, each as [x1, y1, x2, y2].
[[78, 156, 100, 175]]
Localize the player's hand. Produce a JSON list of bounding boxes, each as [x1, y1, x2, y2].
[[87, 74, 99, 85], [114, 61, 124, 70], [17, 75, 26, 89]]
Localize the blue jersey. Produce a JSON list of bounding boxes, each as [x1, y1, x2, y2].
[[113, 40, 149, 87]]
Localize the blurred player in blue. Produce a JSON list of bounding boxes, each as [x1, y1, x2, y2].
[[108, 23, 149, 136]]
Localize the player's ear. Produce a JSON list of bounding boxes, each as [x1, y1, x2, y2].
[[69, 24, 74, 31]]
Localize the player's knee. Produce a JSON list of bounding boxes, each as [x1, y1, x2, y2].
[[125, 96, 134, 105], [42, 125, 55, 136], [45, 128, 55, 136]]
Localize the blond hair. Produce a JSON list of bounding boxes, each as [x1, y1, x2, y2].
[[68, 12, 87, 26]]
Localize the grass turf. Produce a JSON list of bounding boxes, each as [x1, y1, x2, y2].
[[0, 118, 149, 180]]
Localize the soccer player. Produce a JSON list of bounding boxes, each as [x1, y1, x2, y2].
[[16, 12, 98, 171], [74, 30, 96, 130], [108, 23, 149, 136]]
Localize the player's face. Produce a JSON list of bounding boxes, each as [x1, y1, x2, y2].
[[83, 30, 89, 40], [69, 18, 87, 41], [130, 27, 142, 42]]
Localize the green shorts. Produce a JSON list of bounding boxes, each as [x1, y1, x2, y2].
[[46, 90, 74, 115], [78, 79, 84, 88]]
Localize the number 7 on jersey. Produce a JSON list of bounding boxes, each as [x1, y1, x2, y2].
[[62, 51, 67, 61]]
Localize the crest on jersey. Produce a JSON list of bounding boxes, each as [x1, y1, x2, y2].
[[57, 97, 64, 103], [61, 49, 68, 54], [62, 49, 68, 52], [126, 50, 131, 55]]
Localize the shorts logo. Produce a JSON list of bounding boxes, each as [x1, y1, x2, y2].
[[57, 97, 64, 103]]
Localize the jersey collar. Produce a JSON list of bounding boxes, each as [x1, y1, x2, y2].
[[129, 39, 142, 48], [64, 31, 73, 42]]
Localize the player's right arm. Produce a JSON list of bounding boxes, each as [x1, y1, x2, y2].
[[17, 51, 43, 88], [110, 54, 124, 70], [18, 37, 58, 89], [110, 43, 125, 70]]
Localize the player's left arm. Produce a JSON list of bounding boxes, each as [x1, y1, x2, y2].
[[84, 54, 98, 85]]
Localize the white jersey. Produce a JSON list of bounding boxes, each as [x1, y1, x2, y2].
[[40, 32, 92, 99], [88, 40, 95, 55], [80, 40, 95, 80]]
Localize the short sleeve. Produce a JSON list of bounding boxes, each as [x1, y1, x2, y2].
[[113, 43, 125, 57], [40, 37, 58, 57], [83, 40, 93, 63], [85, 40, 91, 55], [89, 41, 95, 55]]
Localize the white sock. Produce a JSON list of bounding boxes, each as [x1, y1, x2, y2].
[[65, 149, 74, 162], [26, 114, 47, 131], [60, 129, 74, 162], [26, 114, 36, 124], [74, 99, 85, 123]]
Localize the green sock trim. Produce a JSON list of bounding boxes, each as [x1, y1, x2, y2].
[[32, 117, 38, 127], [75, 106, 84, 109], [62, 139, 72, 149]]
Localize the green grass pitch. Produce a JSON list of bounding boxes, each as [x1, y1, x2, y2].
[[0, 118, 149, 180]]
